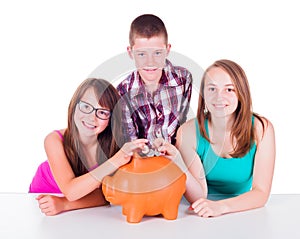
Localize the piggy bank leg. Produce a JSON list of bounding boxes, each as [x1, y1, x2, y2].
[[126, 210, 144, 223], [161, 193, 183, 220], [123, 202, 146, 223], [162, 207, 178, 220], [122, 206, 128, 216]]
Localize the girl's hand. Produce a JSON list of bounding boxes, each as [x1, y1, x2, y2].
[[36, 194, 66, 216], [114, 139, 148, 167], [154, 139, 178, 159], [190, 198, 227, 218], [154, 139, 187, 172]]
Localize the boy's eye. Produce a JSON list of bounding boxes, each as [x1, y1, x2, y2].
[[136, 52, 146, 57], [154, 50, 163, 56]]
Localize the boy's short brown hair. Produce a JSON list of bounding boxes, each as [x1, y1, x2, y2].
[[129, 14, 168, 46]]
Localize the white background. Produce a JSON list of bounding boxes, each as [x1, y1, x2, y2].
[[0, 0, 298, 193]]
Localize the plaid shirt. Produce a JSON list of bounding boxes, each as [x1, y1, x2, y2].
[[117, 59, 192, 145]]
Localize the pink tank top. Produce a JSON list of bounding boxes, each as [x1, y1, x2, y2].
[[29, 130, 63, 193]]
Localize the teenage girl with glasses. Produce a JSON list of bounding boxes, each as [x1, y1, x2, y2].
[[29, 78, 148, 215]]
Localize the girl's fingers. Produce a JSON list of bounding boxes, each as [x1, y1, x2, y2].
[[121, 139, 148, 156], [35, 194, 45, 200], [153, 138, 165, 148], [191, 198, 205, 211], [158, 143, 177, 156]]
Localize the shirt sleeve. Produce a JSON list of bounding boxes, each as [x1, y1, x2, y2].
[[117, 83, 138, 142], [179, 70, 193, 124]]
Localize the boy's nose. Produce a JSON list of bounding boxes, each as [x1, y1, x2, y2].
[[146, 54, 154, 65]]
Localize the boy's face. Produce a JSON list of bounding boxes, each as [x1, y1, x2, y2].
[[128, 36, 171, 85]]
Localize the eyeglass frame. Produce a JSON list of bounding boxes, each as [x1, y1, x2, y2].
[[77, 100, 111, 120]]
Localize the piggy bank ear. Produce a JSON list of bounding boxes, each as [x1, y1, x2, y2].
[[102, 176, 112, 193]]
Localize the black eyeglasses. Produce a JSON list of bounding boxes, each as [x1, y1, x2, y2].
[[78, 101, 111, 120]]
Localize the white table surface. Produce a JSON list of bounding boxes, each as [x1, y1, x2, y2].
[[0, 193, 299, 239]]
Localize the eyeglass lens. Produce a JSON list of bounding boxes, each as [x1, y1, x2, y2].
[[78, 101, 111, 120]]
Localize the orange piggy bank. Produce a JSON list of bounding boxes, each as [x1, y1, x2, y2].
[[102, 153, 186, 223]]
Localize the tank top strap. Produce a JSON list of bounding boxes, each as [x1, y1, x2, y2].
[[194, 118, 207, 158], [54, 130, 64, 141], [195, 118, 200, 142]]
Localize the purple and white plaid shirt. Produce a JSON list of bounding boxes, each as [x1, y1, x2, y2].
[[117, 59, 192, 145]]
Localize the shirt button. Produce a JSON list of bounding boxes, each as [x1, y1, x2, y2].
[[155, 129, 162, 138]]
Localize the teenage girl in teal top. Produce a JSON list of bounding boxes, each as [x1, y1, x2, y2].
[[176, 59, 276, 217], [195, 116, 256, 198]]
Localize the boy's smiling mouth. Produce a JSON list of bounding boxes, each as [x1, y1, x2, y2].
[[143, 67, 158, 72]]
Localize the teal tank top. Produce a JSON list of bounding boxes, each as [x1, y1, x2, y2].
[[195, 116, 257, 199]]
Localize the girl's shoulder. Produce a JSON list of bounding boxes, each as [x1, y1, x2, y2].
[[253, 114, 274, 142], [44, 129, 66, 145], [176, 118, 197, 147], [178, 118, 196, 135]]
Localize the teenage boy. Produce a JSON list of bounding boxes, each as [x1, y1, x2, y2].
[[117, 14, 193, 146]]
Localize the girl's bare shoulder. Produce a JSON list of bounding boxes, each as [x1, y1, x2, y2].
[[178, 118, 196, 134], [254, 115, 274, 142]]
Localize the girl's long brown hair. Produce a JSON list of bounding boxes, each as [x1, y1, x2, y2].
[[197, 59, 265, 158], [63, 78, 124, 176]]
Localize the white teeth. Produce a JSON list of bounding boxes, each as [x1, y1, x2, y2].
[[83, 121, 96, 129], [214, 104, 226, 108]]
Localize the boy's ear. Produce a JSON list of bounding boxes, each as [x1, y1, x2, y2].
[[127, 46, 134, 59], [166, 43, 171, 56]]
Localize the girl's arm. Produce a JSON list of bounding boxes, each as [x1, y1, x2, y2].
[[36, 188, 107, 216], [191, 118, 276, 217], [218, 117, 276, 213], [175, 120, 208, 201], [45, 131, 148, 201]]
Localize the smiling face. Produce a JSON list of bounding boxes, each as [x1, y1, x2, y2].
[[128, 35, 170, 85], [74, 88, 110, 138], [203, 67, 239, 119]]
